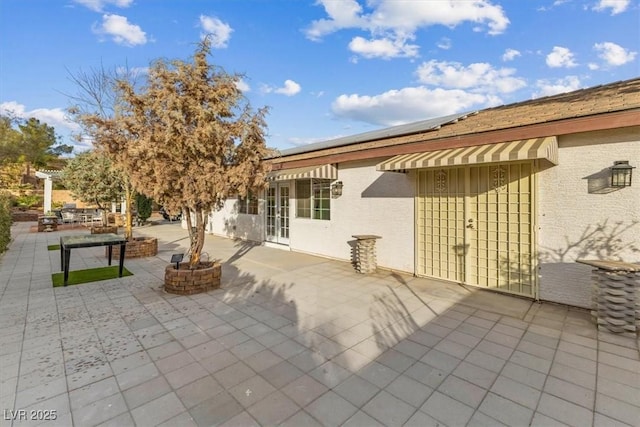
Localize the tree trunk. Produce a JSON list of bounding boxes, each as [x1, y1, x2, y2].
[[95, 197, 109, 226], [188, 207, 206, 268], [124, 186, 133, 240]]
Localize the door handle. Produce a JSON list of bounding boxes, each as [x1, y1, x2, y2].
[[466, 218, 475, 229]]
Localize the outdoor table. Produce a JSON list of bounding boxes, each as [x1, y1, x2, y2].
[[60, 234, 127, 286]]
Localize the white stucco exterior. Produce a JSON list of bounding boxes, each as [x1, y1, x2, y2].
[[287, 159, 415, 273], [208, 159, 415, 273], [208, 198, 265, 243], [208, 126, 639, 309], [537, 127, 640, 308]]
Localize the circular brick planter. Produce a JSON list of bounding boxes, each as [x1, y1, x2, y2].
[[91, 226, 118, 234], [105, 237, 158, 259], [164, 261, 221, 295]]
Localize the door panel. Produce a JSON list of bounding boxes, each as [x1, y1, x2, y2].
[[417, 168, 466, 282], [266, 184, 290, 245], [266, 187, 276, 241], [279, 185, 290, 241], [417, 162, 536, 297]]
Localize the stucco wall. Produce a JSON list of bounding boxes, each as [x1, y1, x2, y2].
[[208, 159, 415, 272], [208, 198, 265, 242], [288, 159, 415, 273], [537, 127, 640, 308]]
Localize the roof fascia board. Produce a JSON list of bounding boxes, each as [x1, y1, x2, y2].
[[268, 110, 640, 170]]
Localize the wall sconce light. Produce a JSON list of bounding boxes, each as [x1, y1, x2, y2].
[[610, 160, 634, 188], [331, 181, 344, 197]]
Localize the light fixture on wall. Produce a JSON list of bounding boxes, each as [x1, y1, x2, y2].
[[331, 181, 344, 197], [610, 160, 635, 188]]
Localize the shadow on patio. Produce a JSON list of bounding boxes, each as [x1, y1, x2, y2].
[[29, 221, 637, 426]]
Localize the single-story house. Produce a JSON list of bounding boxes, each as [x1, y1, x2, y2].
[[207, 78, 640, 309]]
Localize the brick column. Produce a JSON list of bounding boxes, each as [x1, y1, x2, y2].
[[352, 235, 381, 274], [578, 259, 640, 338]]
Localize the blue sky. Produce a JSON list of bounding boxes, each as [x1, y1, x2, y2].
[[1, 0, 638, 153]]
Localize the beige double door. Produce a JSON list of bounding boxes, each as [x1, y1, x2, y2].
[[416, 161, 536, 297]]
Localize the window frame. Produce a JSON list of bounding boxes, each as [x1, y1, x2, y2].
[[296, 179, 331, 220], [237, 191, 259, 215]]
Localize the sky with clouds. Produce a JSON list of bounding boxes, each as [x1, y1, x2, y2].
[[0, 0, 638, 152]]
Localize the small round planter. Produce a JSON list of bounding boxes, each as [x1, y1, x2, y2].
[[106, 237, 158, 259], [164, 261, 221, 295], [91, 226, 118, 234]]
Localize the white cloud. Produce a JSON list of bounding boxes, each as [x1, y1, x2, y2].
[[235, 79, 250, 93], [199, 15, 233, 48], [331, 87, 489, 126], [262, 80, 301, 96], [331, 58, 529, 127], [0, 101, 80, 134], [538, 0, 571, 11], [593, 0, 630, 15], [304, 0, 366, 41], [533, 76, 582, 98], [115, 66, 149, 77], [305, 0, 509, 59], [348, 36, 419, 59], [275, 80, 301, 96], [546, 46, 577, 68], [416, 60, 526, 93], [437, 37, 452, 50], [93, 14, 147, 46], [73, 0, 133, 12], [502, 48, 521, 61], [594, 41, 637, 66]]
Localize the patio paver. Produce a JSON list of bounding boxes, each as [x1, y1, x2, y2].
[[0, 221, 639, 426]]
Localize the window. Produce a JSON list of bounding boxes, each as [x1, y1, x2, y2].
[[296, 180, 311, 218], [238, 192, 258, 215], [296, 179, 330, 220]]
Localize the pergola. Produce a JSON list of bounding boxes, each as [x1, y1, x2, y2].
[[35, 170, 63, 213]]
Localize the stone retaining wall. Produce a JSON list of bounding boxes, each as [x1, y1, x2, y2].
[[106, 237, 158, 259], [164, 262, 221, 295], [91, 226, 118, 234], [12, 211, 39, 222]]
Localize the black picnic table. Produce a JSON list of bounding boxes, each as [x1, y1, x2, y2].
[[60, 234, 127, 286]]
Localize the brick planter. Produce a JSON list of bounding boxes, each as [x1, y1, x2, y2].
[[91, 226, 118, 234], [107, 213, 124, 227], [37, 216, 58, 232], [105, 237, 157, 259], [164, 261, 221, 295]]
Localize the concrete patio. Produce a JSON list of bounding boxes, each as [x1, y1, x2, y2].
[[1, 221, 639, 427]]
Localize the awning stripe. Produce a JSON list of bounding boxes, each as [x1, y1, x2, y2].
[[267, 164, 338, 181], [376, 137, 558, 171]]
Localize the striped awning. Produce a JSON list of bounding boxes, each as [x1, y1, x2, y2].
[[376, 137, 559, 172], [267, 164, 338, 181]]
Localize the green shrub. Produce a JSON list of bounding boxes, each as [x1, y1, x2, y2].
[[0, 192, 12, 253], [16, 193, 41, 208], [135, 193, 153, 224]]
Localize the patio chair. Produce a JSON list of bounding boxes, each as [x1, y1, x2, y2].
[[61, 211, 77, 227], [92, 211, 104, 227]]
